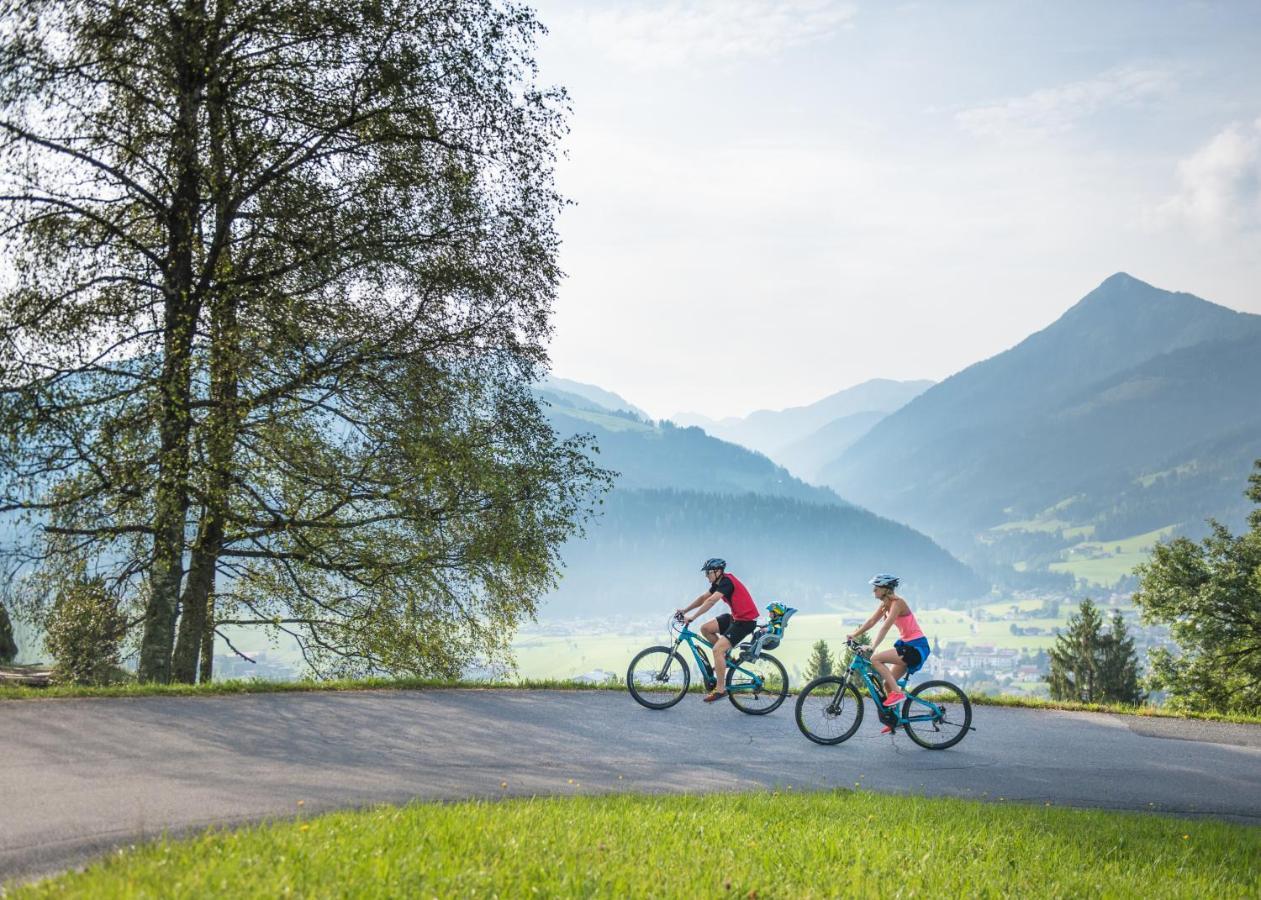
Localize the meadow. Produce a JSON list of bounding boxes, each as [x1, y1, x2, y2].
[[11, 792, 1257, 898]]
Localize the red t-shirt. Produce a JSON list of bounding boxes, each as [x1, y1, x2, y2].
[[712, 573, 758, 621]]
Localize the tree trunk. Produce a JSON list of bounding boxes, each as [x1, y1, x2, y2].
[[171, 517, 222, 682], [171, 38, 237, 685], [137, 0, 208, 682], [199, 590, 215, 683]]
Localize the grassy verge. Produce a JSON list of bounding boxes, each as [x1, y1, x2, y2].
[[0, 675, 627, 702], [4, 674, 1259, 726], [962, 692, 1261, 725], [11, 791, 1259, 898]]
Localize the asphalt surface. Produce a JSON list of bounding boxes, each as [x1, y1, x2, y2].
[[3, 689, 1260, 884]]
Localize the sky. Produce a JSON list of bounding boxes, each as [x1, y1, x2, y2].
[[529, 0, 1261, 420]]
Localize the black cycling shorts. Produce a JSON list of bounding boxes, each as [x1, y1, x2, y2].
[[715, 613, 757, 645]]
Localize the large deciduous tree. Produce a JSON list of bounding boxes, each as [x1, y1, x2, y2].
[[1135, 460, 1261, 714], [0, 0, 609, 681]]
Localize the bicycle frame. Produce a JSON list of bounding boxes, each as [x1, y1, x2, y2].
[[837, 649, 945, 726], [665, 620, 768, 693]]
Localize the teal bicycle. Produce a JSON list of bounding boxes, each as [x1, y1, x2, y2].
[[626, 613, 789, 715], [795, 638, 973, 749]]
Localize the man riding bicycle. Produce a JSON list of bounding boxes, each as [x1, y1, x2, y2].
[[675, 558, 759, 703]]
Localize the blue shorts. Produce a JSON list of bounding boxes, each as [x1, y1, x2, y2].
[[894, 637, 931, 675]]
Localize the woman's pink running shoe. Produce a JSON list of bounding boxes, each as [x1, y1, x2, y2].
[[882, 691, 905, 707], [880, 725, 895, 735]]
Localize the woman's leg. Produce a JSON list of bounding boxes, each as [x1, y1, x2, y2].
[[870, 649, 905, 694]]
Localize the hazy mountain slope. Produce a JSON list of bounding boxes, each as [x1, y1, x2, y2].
[[673, 378, 933, 456], [543, 488, 988, 617], [540, 375, 648, 419], [545, 406, 849, 508], [822, 273, 1261, 552], [776, 409, 888, 482]]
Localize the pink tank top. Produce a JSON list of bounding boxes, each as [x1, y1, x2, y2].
[[894, 608, 925, 642]]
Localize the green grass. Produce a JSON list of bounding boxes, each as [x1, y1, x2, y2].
[[965, 692, 1261, 725], [6, 674, 1259, 724], [0, 676, 627, 702], [11, 792, 1258, 899]]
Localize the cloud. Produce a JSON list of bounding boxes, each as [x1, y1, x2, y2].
[[1155, 119, 1261, 236], [560, 0, 857, 69], [956, 66, 1173, 142]]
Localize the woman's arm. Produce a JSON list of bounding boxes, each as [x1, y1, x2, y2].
[[871, 615, 894, 650], [848, 606, 885, 639]]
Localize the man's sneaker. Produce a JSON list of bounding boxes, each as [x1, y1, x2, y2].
[[702, 690, 727, 703], [882, 691, 906, 707]]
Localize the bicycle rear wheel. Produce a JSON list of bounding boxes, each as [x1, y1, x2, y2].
[[726, 653, 788, 715], [901, 680, 972, 750], [626, 646, 691, 710], [794, 676, 864, 745]]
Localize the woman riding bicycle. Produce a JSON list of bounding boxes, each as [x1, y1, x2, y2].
[[846, 574, 931, 728]]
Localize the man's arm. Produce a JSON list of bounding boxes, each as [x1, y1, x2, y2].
[[676, 591, 713, 616], [686, 593, 722, 623]]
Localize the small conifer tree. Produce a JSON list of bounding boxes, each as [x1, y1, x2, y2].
[[804, 639, 835, 681]]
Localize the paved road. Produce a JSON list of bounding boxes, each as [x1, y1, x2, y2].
[[3, 689, 1260, 883]]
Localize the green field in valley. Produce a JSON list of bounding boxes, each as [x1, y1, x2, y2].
[[1049, 525, 1176, 586], [12, 792, 1257, 898], [515, 604, 1075, 683]]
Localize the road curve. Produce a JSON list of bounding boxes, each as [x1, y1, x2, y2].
[[3, 689, 1259, 883]]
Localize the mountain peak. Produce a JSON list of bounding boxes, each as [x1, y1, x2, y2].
[[1075, 272, 1160, 307]]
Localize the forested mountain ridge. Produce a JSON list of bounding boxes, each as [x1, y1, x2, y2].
[[544, 489, 988, 617], [535, 385, 988, 614]]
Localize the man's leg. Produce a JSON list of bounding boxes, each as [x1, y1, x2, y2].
[[711, 636, 731, 694]]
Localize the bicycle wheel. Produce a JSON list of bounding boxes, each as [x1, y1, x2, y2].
[[901, 680, 972, 750], [794, 676, 864, 745], [726, 652, 788, 715], [627, 646, 691, 710]]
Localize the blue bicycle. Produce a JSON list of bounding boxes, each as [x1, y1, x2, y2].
[[626, 614, 789, 714], [795, 638, 972, 749]]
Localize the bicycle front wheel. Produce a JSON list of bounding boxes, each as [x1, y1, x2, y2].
[[901, 680, 972, 750], [726, 652, 788, 715], [795, 676, 864, 745], [626, 646, 691, 709]]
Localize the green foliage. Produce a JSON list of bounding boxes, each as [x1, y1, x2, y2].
[[13, 792, 1259, 898], [0, 0, 607, 682], [1046, 600, 1144, 705], [803, 639, 835, 680], [1134, 460, 1261, 714], [43, 574, 127, 686], [0, 602, 17, 663]]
